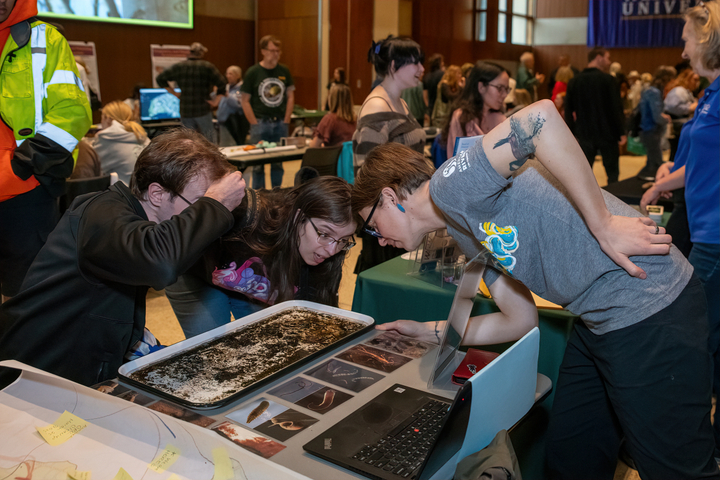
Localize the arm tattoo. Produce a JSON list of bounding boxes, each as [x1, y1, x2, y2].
[[493, 114, 546, 171]]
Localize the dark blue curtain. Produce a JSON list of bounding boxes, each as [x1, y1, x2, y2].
[[588, 0, 700, 48]]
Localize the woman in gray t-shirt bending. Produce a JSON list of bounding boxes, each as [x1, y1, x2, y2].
[[351, 99, 717, 479]]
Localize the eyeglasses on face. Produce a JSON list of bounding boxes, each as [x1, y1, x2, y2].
[[308, 218, 356, 251], [487, 83, 510, 95], [361, 197, 383, 238], [263, 48, 281, 54]]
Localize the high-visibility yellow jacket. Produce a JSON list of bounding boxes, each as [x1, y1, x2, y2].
[[0, 17, 92, 201]]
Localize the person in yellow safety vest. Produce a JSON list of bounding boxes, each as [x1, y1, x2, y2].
[[0, 0, 91, 301]]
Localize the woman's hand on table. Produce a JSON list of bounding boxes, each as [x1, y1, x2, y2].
[[592, 215, 671, 279], [376, 320, 445, 344]]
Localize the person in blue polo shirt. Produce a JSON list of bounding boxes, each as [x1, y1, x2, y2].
[[642, 0, 720, 457]]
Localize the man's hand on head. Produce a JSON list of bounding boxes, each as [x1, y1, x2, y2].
[[204, 171, 246, 211]]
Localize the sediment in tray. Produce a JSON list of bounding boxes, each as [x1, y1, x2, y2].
[[129, 307, 364, 405]]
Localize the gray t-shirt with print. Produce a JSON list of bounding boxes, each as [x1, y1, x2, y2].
[[429, 139, 693, 334]]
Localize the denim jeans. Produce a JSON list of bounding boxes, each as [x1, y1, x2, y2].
[[249, 118, 289, 189], [181, 112, 216, 144], [164, 273, 263, 339], [689, 242, 720, 453]]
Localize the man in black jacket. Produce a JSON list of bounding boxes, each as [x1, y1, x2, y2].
[[0, 128, 246, 386], [564, 47, 626, 185]]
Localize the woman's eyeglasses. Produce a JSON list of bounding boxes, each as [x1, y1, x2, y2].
[[487, 83, 510, 95], [361, 197, 383, 238], [308, 218, 356, 251]]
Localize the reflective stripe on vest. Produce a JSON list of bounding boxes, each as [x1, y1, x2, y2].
[[37, 122, 77, 152], [45, 69, 85, 97], [28, 24, 78, 153], [30, 24, 47, 138]]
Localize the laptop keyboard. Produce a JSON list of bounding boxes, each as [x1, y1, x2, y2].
[[351, 399, 451, 478]]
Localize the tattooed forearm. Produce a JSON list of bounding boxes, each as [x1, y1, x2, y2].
[[493, 113, 547, 171]]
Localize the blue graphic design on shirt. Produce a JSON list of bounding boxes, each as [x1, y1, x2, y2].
[[479, 222, 518, 275]]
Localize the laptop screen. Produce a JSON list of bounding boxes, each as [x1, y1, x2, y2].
[[428, 254, 486, 389], [139, 88, 181, 122]]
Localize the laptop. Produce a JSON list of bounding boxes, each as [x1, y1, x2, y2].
[[139, 87, 181, 124], [303, 326, 540, 480]]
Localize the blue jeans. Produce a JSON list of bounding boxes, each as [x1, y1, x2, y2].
[[181, 113, 216, 144], [164, 273, 263, 339], [689, 242, 720, 453], [249, 119, 288, 189]]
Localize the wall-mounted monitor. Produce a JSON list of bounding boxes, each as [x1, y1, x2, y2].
[[38, 0, 193, 29]]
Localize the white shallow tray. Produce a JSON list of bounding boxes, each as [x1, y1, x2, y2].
[[118, 300, 374, 409]]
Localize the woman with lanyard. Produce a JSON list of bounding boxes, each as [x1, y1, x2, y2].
[[642, 0, 720, 456]]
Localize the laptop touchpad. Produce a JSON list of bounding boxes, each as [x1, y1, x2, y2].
[[361, 401, 393, 424]]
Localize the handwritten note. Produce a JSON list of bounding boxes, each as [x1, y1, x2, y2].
[[148, 444, 181, 473], [36, 411, 88, 446], [113, 468, 133, 480], [68, 471, 91, 480], [212, 448, 234, 480]]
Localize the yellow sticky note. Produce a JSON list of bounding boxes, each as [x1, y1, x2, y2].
[[36, 411, 88, 446], [68, 471, 91, 480], [167, 475, 181, 480], [212, 448, 233, 480], [148, 444, 181, 473], [113, 468, 133, 480]]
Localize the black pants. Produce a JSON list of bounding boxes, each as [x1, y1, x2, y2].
[[546, 276, 719, 480], [578, 139, 620, 184], [0, 186, 59, 297]]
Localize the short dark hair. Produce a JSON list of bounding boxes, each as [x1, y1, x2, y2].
[[367, 36, 425, 77], [352, 143, 435, 220], [260, 35, 282, 50], [588, 47, 608, 63], [130, 128, 232, 200], [428, 53, 444, 72]]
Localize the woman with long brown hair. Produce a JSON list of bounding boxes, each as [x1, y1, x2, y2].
[[310, 83, 356, 147], [165, 176, 357, 338]]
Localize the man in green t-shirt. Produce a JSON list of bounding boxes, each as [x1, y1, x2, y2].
[[241, 35, 295, 189]]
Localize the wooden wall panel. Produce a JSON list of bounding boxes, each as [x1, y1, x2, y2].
[[536, 0, 589, 19], [328, 0, 349, 79], [257, 0, 320, 109], [53, 14, 254, 123], [348, 0, 375, 102]]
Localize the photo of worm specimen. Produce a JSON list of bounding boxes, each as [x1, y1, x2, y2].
[[305, 359, 383, 393], [213, 421, 286, 458], [255, 409, 319, 442], [268, 377, 323, 403], [337, 344, 413, 373], [227, 398, 287, 428], [294, 386, 352, 414], [365, 331, 437, 359]]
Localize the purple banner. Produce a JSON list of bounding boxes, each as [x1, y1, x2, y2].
[[588, 0, 700, 48]]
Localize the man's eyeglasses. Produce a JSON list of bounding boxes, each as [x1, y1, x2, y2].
[[263, 48, 281, 54], [361, 197, 383, 238], [308, 218, 356, 251], [487, 83, 510, 95], [175, 192, 193, 206]]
